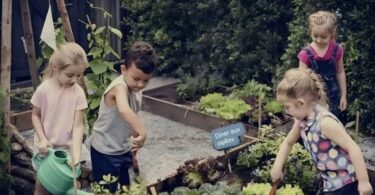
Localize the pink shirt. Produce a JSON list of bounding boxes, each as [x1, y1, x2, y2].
[[298, 40, 343, 70], [31, 79, 87, 147]]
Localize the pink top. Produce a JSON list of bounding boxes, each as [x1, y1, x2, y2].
[[31, 79, 87, 147], [298, 40, 343, 69]]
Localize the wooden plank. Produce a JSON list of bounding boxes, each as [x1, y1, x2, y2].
[[1, 0, 13, 192], [20, 0, 40, 89], [10, 110, 33, 131], [142, 95, 229, 131]]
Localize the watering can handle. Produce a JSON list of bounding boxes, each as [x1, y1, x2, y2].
[[269, 179, 281, 195], [32, 147, 54, 168]]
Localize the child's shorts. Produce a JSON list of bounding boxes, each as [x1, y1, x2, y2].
[[317, 181, 358, 195], [90, 146, 133, 192]]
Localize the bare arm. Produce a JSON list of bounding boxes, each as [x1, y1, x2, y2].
[[31, 106, 46, 141], [71, 109, 84, 165], [271, 119, 301, 181], [299, 61, 308, 69], [321, 117, 372, 194], [32, 106, 52, 154], [336, 54, 347, 111], [113, 85, 146, 138]]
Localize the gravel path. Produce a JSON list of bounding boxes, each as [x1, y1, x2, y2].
[[137, 111, 222, 184]]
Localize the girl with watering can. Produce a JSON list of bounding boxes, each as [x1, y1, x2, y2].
[[31, 42, 89, 195]]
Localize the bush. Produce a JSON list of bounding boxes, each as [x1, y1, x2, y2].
[[121, 0, 293, 93]]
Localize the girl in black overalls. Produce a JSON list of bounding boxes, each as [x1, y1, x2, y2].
[[298, 11, 347, 124]]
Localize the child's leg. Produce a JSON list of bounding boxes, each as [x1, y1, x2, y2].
[[34, 178, 50, 195], [90, 146, 120, 192], [119, 151, 133, 186]]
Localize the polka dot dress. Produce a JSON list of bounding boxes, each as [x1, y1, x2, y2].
[[300, 105, 356, 192]]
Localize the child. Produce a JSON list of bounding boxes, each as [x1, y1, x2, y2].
[[31, 42, 88, 194], [270, 68, 372, 195], [89, 41, 157, 191], [298, 10, 347, 123]]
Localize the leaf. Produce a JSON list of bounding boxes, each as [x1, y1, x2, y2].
[[109, 27, 122, 39], [89, 98, 100, 110], [89, 60, 107, 74], [87, 47, 103, 58], [94, 26, 106, 35]]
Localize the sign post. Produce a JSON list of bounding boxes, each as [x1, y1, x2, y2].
[[210, 123, 245, 173]]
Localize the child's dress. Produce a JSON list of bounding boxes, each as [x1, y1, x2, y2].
[[299, 104, 356, 192]]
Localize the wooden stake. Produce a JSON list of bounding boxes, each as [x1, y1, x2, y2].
[[20, 0, 40, 89], [355, 111, 360, 143], [224, 149, 232, 173], [70, 147, 78, 195], [56, 0, 75, 42], [55, 0, 88, 96], [1, 0, 13, 192], [258, 88, 262, 139]]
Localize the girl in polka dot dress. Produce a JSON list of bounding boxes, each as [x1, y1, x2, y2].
[[270, 68, 372, 195]]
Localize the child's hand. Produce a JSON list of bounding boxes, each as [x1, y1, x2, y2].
[[131, 135, 146, 152], [38, 139, 52, 155], [270, 167, 284, 182], [340, 96, 347, 111], [358, 180, 373, 195], [67, 157, 79, 168]]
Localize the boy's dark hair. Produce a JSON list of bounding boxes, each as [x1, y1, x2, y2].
[[124, 41, 157, 74]]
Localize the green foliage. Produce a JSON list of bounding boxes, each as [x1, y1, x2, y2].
[[160, 183, 241, 195], [83, 3, 123, 130], [264, 101, 283, 114], [236, 131, 317, 194], [183, 171, 204, 189], [91, 174, 147, 195], [242, 183, 304, 195], [177, 70, 224, 101], [122, 0, 293, 95], [0, 88, 10, 191], [199, 93, 251, 120], [279, 0, 375, 133], [229, 80, 273, 102]]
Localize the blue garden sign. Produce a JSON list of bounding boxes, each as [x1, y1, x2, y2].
[[210, 123, 245, 151]]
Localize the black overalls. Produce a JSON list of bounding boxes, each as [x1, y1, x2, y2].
[[304, 44, 345, 124]]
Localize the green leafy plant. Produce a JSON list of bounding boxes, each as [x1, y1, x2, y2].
[[91, 173, 147, 195], [264, 100, 283, 114], [236, 129, 318, 194], [229, 80, 272, 103], [82, 3, 123, 130], [0, 87, 10, 191], [199, 93, 251, 120], [242, 183, 304, 195], [159, 183, 241, 195]]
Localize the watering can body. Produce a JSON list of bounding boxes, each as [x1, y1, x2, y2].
[[32, 148, 90, 195]]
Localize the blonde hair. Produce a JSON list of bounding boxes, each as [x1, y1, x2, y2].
[[277, 68, 328, 108], [309, 10, 337, 34], [42, 42, 88, 80]]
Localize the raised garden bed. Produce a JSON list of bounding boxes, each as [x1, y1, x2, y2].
[[142, 82, 293, 138], [147, 135, 375, 195], [10, 88, 33, 131]]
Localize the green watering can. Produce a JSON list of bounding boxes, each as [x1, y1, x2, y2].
[[32, 148, 92, 195]]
